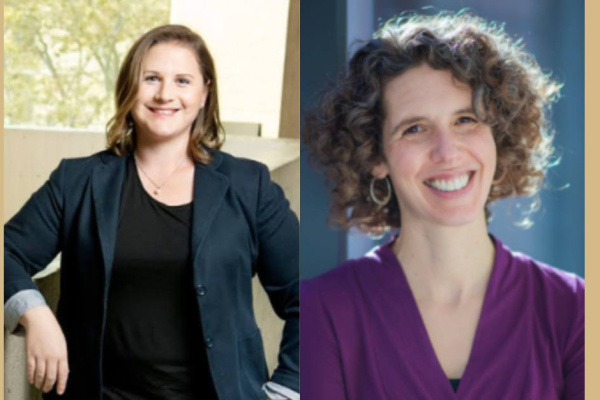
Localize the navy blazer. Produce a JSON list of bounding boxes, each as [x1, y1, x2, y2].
[[4, 150, 299, 400]]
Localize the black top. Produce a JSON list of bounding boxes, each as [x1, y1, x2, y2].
[[449, 379, 461, 392], [102, 157, 218, 399]]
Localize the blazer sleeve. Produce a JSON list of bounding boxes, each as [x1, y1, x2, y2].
[[300, 279, 346, 400], [562, 277, 585, 400], [254, 164, 299, 393], [4, 160, 66, 303]]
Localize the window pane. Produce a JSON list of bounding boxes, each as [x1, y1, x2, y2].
[[4, 0, 170, 129]]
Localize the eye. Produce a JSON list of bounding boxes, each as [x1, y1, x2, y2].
[[403, 124, 424, 135], [177, 78, 191, 85], [144, 75, 159, 82], [457, 116, 477, 124]]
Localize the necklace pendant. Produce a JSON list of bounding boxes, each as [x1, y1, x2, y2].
[[154, 188, 161, 195]]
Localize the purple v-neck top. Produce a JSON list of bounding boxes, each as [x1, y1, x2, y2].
[[300, 236, 584, 399]]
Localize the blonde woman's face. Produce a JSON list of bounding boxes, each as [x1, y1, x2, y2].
[[131, 42, 208, 142], [372, 64, 497, 228]]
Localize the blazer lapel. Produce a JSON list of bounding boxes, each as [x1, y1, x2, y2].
[[92, 152, 127, 283], [191, 152, 230, 264]]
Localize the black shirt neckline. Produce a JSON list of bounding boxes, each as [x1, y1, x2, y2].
[[130, 156, 193, 209]]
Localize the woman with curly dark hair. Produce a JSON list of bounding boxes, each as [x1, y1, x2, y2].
[[301, 12, 583, 400]]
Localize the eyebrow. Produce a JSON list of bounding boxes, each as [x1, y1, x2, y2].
[[390, 107, 476, 135], [142, 70, 195, 79]]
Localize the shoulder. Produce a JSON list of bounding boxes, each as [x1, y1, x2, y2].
[[212, 150, 288, 209], [498, 240, 584, 349], [59, 149, 120, 174], [502, 243, 584, 302], [49, 150, 122, 185], [301, 245, 392, 311], [62, 149, 118, 167], [212, 150, 268, 180]]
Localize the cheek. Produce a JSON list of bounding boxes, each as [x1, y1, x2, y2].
[[136, 85, 153, 100], [384, 144, 426, 192], [131, 101, 143, 119], [387, 142, 424, 173], [200, 86, 209, 104], [183, 92, 205, 109], [481, 135, 497, 172], [132, 93, 150, 115], [472, 133, 498, 185]]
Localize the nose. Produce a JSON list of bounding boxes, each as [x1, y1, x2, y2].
[[430, 128, 460, 164], [155, 81, 174, 102]]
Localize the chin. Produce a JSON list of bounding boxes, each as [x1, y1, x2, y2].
[[146, 128, 185, 139], [428, 208, 485, 227]]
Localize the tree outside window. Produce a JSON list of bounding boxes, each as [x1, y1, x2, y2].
[[4, 0, 170, 130]]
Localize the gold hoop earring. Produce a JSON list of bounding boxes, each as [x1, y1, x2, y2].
[[370, 177, 392, 206], [492, 163, 507, 185]]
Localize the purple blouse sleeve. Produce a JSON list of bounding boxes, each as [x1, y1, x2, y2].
[[562, 277, 584, 400], [300, 280, 347, 400]]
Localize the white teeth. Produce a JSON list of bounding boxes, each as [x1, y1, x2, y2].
[[426, 173, 471, 192], [153, 109, 176, 115]]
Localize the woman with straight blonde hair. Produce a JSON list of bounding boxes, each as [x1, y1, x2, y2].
[[5, 25, 299, 400]]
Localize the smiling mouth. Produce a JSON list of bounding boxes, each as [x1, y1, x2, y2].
[[148, 107, 179, 115], [424, 172, 474, 192]]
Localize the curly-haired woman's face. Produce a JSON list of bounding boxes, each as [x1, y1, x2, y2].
[[373, 64, 496, 228]]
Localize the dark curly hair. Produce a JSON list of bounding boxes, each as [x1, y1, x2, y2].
[[303, 11, 561, 234]]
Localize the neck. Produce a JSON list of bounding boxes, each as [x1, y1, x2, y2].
[[392, 215, 495, 304], [134, 132, 192, 168]]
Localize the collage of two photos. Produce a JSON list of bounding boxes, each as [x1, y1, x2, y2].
[[3, 0, 592, 399]]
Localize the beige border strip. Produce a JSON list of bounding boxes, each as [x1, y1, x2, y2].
[[586, 0, 598, 397]]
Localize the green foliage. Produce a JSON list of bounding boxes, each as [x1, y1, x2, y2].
[[4, 0, 170, 129]]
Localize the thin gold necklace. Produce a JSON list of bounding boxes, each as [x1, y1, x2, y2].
[[134, 152, 187, 196]]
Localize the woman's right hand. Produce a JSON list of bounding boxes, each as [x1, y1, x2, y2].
[[19, 306, 69, 395]]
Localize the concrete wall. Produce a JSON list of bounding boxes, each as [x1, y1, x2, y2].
[[279, 0, 301, 139], [170, 0, 290, 139]]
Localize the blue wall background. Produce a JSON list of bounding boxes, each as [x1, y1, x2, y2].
[[301, 0, 584, 280]]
